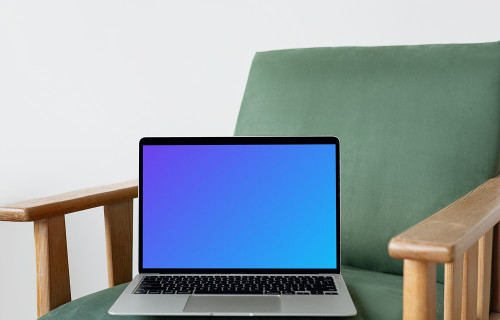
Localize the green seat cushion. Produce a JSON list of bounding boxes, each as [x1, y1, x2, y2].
[[235, 42, 500, 282], [40, 266, 444, 320]]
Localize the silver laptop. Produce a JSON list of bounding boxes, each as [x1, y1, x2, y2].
[[109, 136, 356, 317]]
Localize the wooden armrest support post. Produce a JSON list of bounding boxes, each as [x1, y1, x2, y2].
[[0, 180, 138, 318], [403, 260, 436, 320], [389, 177, 500, 320], [34, 215, 71, 317], [493, 223, 500, 313], [104, 199, 133, 287]]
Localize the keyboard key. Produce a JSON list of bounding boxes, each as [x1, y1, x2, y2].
[[265, 291, 280, 295], [148, 290, 161, 294], [162, 290, 175, 294], [134, 289, 146, 294]]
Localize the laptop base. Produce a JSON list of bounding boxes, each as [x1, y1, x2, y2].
[[109, 273, 356, 317]]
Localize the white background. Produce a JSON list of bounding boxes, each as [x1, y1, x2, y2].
[[0, 1, 499, 319]]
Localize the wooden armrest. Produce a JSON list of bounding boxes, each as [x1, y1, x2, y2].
[[389, 177, 500, 263], [0, 179, 138, 222]]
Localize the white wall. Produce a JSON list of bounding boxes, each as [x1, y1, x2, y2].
[[0, 1, 499, 318]]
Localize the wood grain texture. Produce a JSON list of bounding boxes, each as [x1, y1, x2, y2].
[[490, 312, 500, 320], [461, 243, 478, 320], [478, 229, 493, 320], [492, 222, 500, 313], [389, 177, 500, 263], [403, 259, 436, 320], [104, 199, 133, 287], [0, 180, 138, 222], [34, 216, 71, 318], [444, 255, 463, 320]]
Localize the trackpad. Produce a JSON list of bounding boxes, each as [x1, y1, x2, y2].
[[184, 296, 281, 313]]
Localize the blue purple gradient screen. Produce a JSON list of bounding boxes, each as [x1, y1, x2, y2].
[[142, 144, 337, 269]]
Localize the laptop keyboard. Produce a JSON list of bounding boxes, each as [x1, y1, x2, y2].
[[133, 275, 337, 295]]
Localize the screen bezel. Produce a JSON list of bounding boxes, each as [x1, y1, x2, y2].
[[139, 136, 340, 274]]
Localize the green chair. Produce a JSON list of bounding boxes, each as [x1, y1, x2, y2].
[[2, 41, 500, 320]]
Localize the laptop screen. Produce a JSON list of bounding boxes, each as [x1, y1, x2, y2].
[[140, 137, 339, 273]]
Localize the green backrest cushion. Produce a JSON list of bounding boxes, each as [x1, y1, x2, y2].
[[234, 41, 500, 282]]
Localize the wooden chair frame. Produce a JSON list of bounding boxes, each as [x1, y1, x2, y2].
[[1, 177, 499, 319], [389, 176, 500, 320], [0, 180, 137, 318]]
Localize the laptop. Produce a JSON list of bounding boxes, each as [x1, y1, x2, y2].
[[109, 136, 356, 317]]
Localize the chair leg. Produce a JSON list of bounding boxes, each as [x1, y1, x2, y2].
[[34, 215, 71, 318], [104, 199, 133, 287]]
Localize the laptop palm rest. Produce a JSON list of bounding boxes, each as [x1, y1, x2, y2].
[[183, 296, 281, 313]]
